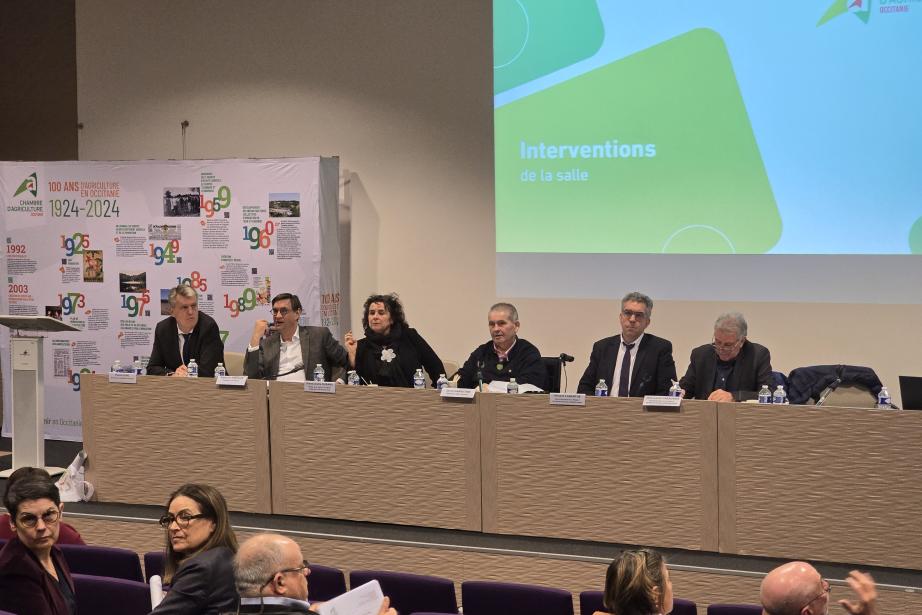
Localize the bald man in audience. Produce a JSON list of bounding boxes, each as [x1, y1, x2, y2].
[[760, 561, 878, 615], [233, 533, 396, 615]]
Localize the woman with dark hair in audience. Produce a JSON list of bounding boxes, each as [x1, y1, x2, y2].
[[150, 483, 239, 615], [0, 466, 85, 544], [0, 470, 76, 615], [597, 548, 674, 615], [344, 293, 444, 387]]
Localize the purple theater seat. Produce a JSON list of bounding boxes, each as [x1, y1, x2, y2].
[[462, 580, 573, 615], [707, 605, 762, 615], [308, 563, 347, 602], [350, 570, 457, 615], [409, 612, 459, 615], [59, 543, 144, 582], [579, 590, 697, 615], [144, 550, 166, 583], [0, 610, 17, 615], [73, 573, 152, 615]]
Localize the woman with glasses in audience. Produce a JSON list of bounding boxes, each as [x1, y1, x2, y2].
[[0, 469, 76, 615], [0, 466, 85, 544], [151, 483, 239, 615], [344, 293, 444, 388], [596, 548, 674, 615]]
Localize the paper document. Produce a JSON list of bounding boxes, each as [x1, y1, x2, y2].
[[486, 380, 544, 394], [315, 580, 383, 615]]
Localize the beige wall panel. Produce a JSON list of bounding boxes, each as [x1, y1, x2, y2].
[[80, 374, 271, 513], [270, 384, 480, 530], [724, 403, 922, 569], [69, 517, 922, 615], [483, 396, 718, 550]]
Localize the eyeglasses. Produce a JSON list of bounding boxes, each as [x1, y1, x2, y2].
[[272, 307, 291, 316], [16, 508, 61, 529], [621, 309, 648, 321], [261, 560, 310, 590], [158, 512, 208, 529], [712, 338, 743, 352], [798, 579, 831, 611]]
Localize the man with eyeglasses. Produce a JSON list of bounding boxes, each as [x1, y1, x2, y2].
[[760, 561, 878, 615], [245, 293, 349, 382], [678, 312, 772, 402], [577, 291, 676, 396], [231, 533, 397, 615], [148, 284, 225, 377]]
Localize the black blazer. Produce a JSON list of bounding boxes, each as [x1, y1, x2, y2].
[[244, 325, 349, 381], [577, 333, 676, 396], [147, 312, 225, 377], [0, 537, 75, 615], [152, 546, 237, 615], [679, 340, 772, 400]]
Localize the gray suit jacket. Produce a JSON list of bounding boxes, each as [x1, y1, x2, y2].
[[244, 325, 348, 381]]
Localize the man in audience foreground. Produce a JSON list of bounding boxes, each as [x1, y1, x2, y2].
[[232, 533, 396, 614], [760, 561, 878, 615]]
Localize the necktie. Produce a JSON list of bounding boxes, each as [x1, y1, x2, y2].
[[618, 342, 635, 397], [181, 333, 191, 364]]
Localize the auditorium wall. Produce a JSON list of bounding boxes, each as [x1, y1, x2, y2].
[[73, 0, 922, 402]]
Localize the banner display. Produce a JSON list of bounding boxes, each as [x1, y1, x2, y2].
[[0, 157, 342, 441]]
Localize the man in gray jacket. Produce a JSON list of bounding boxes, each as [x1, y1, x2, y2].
[[244, 293, 348, 382]]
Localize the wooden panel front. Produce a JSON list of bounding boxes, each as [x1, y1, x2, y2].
[[482, 396, 719, 551], [721, 403, 922, 569], [80, 374, 271, 513], [269, 384, 480, 530]]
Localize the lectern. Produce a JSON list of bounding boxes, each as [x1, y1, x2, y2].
[[0, 315, 81, 477]]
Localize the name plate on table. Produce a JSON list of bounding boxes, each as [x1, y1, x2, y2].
[[304, 381, 336, 394], [550, 393, 586, 406], [441, 387, 477, 400], [216, 375, 247, 387], [643, 395, 682, 409], [108, 372, 137, 384]]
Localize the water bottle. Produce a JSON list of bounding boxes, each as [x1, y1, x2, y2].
[[187, 359, 199, 378], [772, 385, 786, 405], [413, 368, 425, 389], [312, 364, 325, 383], [594, 379, 608, 397], [757, 384, 771, 404], [877, 386, 891, 409], [110, 360, 121, 374], [214, 362, 227, 378], [507, 378, 519, 394], [436, 373, 449, 390], [347, 370, 361, 386], [669, 380, 682, 398]]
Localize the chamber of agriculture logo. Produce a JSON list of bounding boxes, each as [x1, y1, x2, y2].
[[13, 172, 38, 197]]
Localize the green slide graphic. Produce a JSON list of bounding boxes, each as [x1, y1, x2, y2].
[[495, 28, 782, 254], [494, 0, 604, 94]]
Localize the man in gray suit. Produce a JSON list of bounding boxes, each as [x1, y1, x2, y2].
[[244, 293, 348, 382]]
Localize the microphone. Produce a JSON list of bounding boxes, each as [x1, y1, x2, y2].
[[632, 373, 652, 397], [476, 360, 484, 392], [815, 365, 844, 407], [268, 363, 304, 380], [558, 353, 574, 363]]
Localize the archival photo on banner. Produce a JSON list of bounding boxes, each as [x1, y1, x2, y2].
[[0, 157, 342, 441]]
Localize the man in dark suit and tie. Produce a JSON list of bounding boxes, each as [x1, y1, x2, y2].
[[147, 284, 224, 377], [679, 312, 772, 401], [244, 293, 349, 381], [577, 291, 676, 396]]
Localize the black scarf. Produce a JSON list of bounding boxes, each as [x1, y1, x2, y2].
[[362, 323, 408, 385]]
